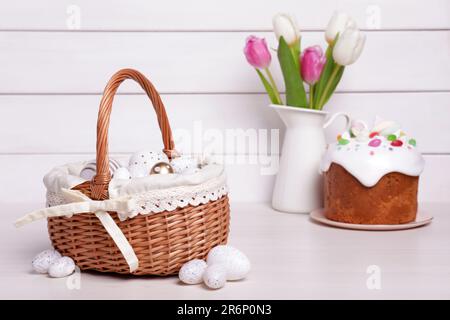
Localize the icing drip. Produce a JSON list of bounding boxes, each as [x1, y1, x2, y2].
[[320, 119, 425, 187]]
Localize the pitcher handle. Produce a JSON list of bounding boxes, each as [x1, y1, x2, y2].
[[323, 112, 351, 131]]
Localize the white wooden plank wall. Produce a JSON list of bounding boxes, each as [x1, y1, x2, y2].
[[0, 1, 449, 204]]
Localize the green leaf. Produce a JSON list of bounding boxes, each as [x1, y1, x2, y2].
[[314, 35, 338, 109], [256, 68, 281, 104], [277, 36, 307, 107], [314, 46, 334, 108], [290, 38, 301, 73]]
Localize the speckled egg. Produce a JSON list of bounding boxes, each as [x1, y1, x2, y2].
[[203, 264, 227, 289], [206, 245, 251, 281], [48, 257, 76, 278], [32, 249, 62, 274], [128, 150, 169, 178], [112, 167, 131, 180], [128, 164, 148, 178], [80, 158, 121, 180], [178, 259, 208, 285]]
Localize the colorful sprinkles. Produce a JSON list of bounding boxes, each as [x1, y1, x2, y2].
[[387, 134, 396, 141], [334, 119, 418, 153], [408, 138, 417, 147], [368, 139, 381, 147], [391, 140, 403, 147]]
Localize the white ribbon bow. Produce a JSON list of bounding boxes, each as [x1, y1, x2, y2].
[[15, 189, 140, 273]]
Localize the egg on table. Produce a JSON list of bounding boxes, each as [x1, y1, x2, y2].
[[206, 245, 251, 281], [48, 256, 76, 278], [203, 264, 227, 289], [32, 249, 62, 274], [178, 259, 208, 285]]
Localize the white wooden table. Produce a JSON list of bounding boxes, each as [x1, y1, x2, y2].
[[2, 202, 449, 300]]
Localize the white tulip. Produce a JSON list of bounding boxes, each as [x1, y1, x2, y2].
[[332, 27, 366, 65], [325, 11, 357, 43], [272, 13, 300, 45]]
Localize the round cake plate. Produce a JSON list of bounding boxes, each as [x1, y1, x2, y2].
[[310, 208, 433, 231]]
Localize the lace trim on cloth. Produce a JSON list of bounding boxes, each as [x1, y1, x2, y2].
[[46, 174, 228, 220]]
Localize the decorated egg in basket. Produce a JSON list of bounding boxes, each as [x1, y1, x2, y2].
[[128, 150, 169, 178], [170, 155, 200, 175], [79, 158, 121, 180]]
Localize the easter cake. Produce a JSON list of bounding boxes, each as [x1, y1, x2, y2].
[[320, 119, 425, 225]]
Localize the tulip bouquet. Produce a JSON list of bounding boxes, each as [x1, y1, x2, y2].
[[244, 12, 366, 110]]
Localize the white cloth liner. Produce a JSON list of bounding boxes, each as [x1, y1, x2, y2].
[[45, 173, 228, 219], [44, 161, 228, 218], [44, 161, 225, 199]]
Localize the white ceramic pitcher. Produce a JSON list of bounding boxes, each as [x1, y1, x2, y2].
[[269, 104, 350, 213]]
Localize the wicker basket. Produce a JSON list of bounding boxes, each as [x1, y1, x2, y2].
[[46, 69, 230, 275]]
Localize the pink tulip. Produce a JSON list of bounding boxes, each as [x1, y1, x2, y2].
[[244, 36, 271, 69], [301, 46, 326, 85]]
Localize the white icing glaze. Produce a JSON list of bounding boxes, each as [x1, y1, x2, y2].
[[320, 129, 425, 187]]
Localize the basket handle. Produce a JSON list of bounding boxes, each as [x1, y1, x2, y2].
[[91, 68, 177, 200]]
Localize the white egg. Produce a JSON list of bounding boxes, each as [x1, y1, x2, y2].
[[178, 259, 208, 285], [80, 158, 121, 180], [112, 167, 131, 180], [128, 164, 148, 178], [32, 249, 62, 274], [170, 156, 199, 174], [203, 264, 227, 289], [129, 150, 168, 168], [48, 257, 76, 278], [206, 245, 251, 281]]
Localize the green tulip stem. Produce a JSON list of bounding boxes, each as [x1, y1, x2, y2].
[[264, 68, 282, 105], [317, 63, 341, 110], [309, 84, 314, 109], [290, 38, 301, 71]]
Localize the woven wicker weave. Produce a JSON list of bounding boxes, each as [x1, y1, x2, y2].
[[47, 69, 230, 275]]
